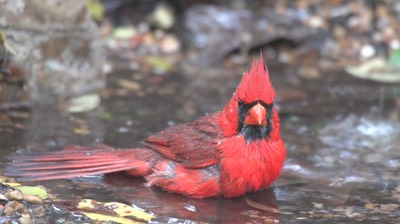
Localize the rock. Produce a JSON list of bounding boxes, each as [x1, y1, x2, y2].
[[0, 0, 105, 104], [379, 204, 399, 213], [184, 4, 310, 64], [311, 202, 325, 210], [0, 193, 9, 203], [184, 4, 252, 64]]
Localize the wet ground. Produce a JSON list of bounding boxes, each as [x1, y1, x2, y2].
[[1, 61, 400, 223]]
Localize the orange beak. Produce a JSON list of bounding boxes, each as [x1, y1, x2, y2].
[[243, 103, 267, 126]]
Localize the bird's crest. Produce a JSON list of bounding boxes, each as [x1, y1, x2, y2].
[[235, 55, 275, 104], [218, 54, 276, 137]]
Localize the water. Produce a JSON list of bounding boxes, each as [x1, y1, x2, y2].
[[1, 62, 399, 223]]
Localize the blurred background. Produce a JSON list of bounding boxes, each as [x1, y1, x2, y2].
[[0, 0, 399, 223]]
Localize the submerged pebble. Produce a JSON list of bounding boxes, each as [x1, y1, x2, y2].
[[0, 183, 46, 223], [23, 194, 43, 205], [4, 189, 23, 201], [4, 200, 26, 215]]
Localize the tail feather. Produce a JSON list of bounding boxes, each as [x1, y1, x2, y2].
[[6, 164, 134, 181], [11, 160, 126, 170], [9, 152, 117, 162], [5, 145, 157, 181]]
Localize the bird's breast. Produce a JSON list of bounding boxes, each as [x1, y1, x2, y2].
[[218, 136, 285, 198]]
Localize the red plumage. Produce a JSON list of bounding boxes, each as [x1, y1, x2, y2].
[[6, 56, 286, 198]]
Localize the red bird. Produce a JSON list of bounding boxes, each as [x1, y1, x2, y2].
[[6, 56, 286, 198]]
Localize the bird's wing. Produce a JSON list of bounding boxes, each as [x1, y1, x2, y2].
[[5, 113, 224, 181], [145, 113, 224, 168], [5, 144, 157, 181]]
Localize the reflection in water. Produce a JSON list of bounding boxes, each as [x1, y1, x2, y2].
[[23, 108, 106, 150], [103, 172, 280, 224]]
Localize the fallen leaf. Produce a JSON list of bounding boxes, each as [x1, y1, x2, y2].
[[118, 79, 141, 91], [1, 182, 20, 187], [144, 56, 173, 72], [113, 26, 137, 40], [389, 49, 400, 69], [364, 203, 375, 210], [77, 199, 154, 223], [82, 212, 142, 224], [150, 4, 175, 29], [298, 66, 320, 79], [67, 94, 101, 113], [0, 177, 20, 187], [14, 186, 48, 200], [85, 0, 105, 21], [74, 127, 90, 135], [245, 198, 294, 215], [105, 201, 153, 219], [345, 58, 400, 83]]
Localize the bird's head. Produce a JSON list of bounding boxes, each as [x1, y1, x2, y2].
[[218, 55, 280, 143]]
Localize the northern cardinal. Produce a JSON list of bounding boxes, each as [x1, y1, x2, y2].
[[6, 56, 286, 198]]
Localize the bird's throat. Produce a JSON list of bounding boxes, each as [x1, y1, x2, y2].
[[240, 125, 271, 144]]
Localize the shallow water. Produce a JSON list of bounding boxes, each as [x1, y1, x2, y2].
[[1, 62, 399, 223]]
